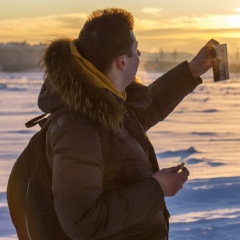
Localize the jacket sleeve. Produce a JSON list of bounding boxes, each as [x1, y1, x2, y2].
[[138, 61, 202, 130], [48, 116, 165, 240]]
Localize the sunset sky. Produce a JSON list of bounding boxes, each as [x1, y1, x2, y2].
[[1, 0, 240, 54]]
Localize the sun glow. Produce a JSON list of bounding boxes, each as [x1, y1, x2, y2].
[[0, 10, 240, 53], [233, 8, 240, 13], [135, 14, 240, 31], [134, 12, 240, 52], [196, 14, 240, 29]]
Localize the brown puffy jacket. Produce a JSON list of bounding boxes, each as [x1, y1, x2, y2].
[[39, 39, 202, 240]]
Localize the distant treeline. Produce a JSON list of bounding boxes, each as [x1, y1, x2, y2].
[[140, 60, 240, 73], [0, 42, 240, 73], [228, 63, 240, 73]]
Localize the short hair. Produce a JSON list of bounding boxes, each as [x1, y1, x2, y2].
[[77, 8, 134, 73]]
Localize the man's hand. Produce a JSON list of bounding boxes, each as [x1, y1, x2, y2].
[[152, 165, 189, 197], [188, 39, 219, 78]]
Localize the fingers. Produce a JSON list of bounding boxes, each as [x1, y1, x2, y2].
[[165, 164, 189, 175], [206, 39, 220, 59], [206, 38, 219, 48], [173, 170, 189, 193], [176, 166, 189, 189], [202, 39, 220, 69], [163, 166, 189, 189], [166, 165, 182, 173], [153, 164, 190, 196], [181, 166, 190, 176], [179, 167, 189, 183], [189, 38, 220, 78]]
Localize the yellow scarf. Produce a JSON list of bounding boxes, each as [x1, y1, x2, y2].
[[69, 40, 126, 100]]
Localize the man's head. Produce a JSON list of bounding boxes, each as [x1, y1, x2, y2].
[[77, 8, 134, 74]]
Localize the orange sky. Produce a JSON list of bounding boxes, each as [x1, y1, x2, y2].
[[0, 0, 240, 54]]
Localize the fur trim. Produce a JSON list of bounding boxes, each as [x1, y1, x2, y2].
[[41, 38, 125, 132]]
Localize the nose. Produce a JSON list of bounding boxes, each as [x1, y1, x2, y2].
[[137, 49, 141, 57]]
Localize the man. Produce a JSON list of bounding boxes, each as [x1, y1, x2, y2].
[[39, 8, 218, 240]]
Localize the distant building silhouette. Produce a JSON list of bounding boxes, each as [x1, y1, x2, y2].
[[0, 42, 45, 72]]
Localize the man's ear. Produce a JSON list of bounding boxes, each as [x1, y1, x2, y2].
[[116, 55, 126, 71]]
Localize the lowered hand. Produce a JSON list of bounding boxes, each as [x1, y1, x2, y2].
[[152, 165, 189, 197]]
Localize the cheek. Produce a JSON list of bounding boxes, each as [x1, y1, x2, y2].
[[134, 57, 140, 70], [132, 55, 139, 69]]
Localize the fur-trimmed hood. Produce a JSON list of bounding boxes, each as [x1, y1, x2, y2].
[[39, 38, 127, 132]]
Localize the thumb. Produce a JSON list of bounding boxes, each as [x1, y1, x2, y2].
[[167, 165, 181, 173]]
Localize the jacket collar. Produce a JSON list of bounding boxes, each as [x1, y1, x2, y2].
[[40, 38, 151, 132], [41, 38, 125, 132]]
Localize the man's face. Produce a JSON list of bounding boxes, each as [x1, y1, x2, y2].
[[123, 31, 141, 87]]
